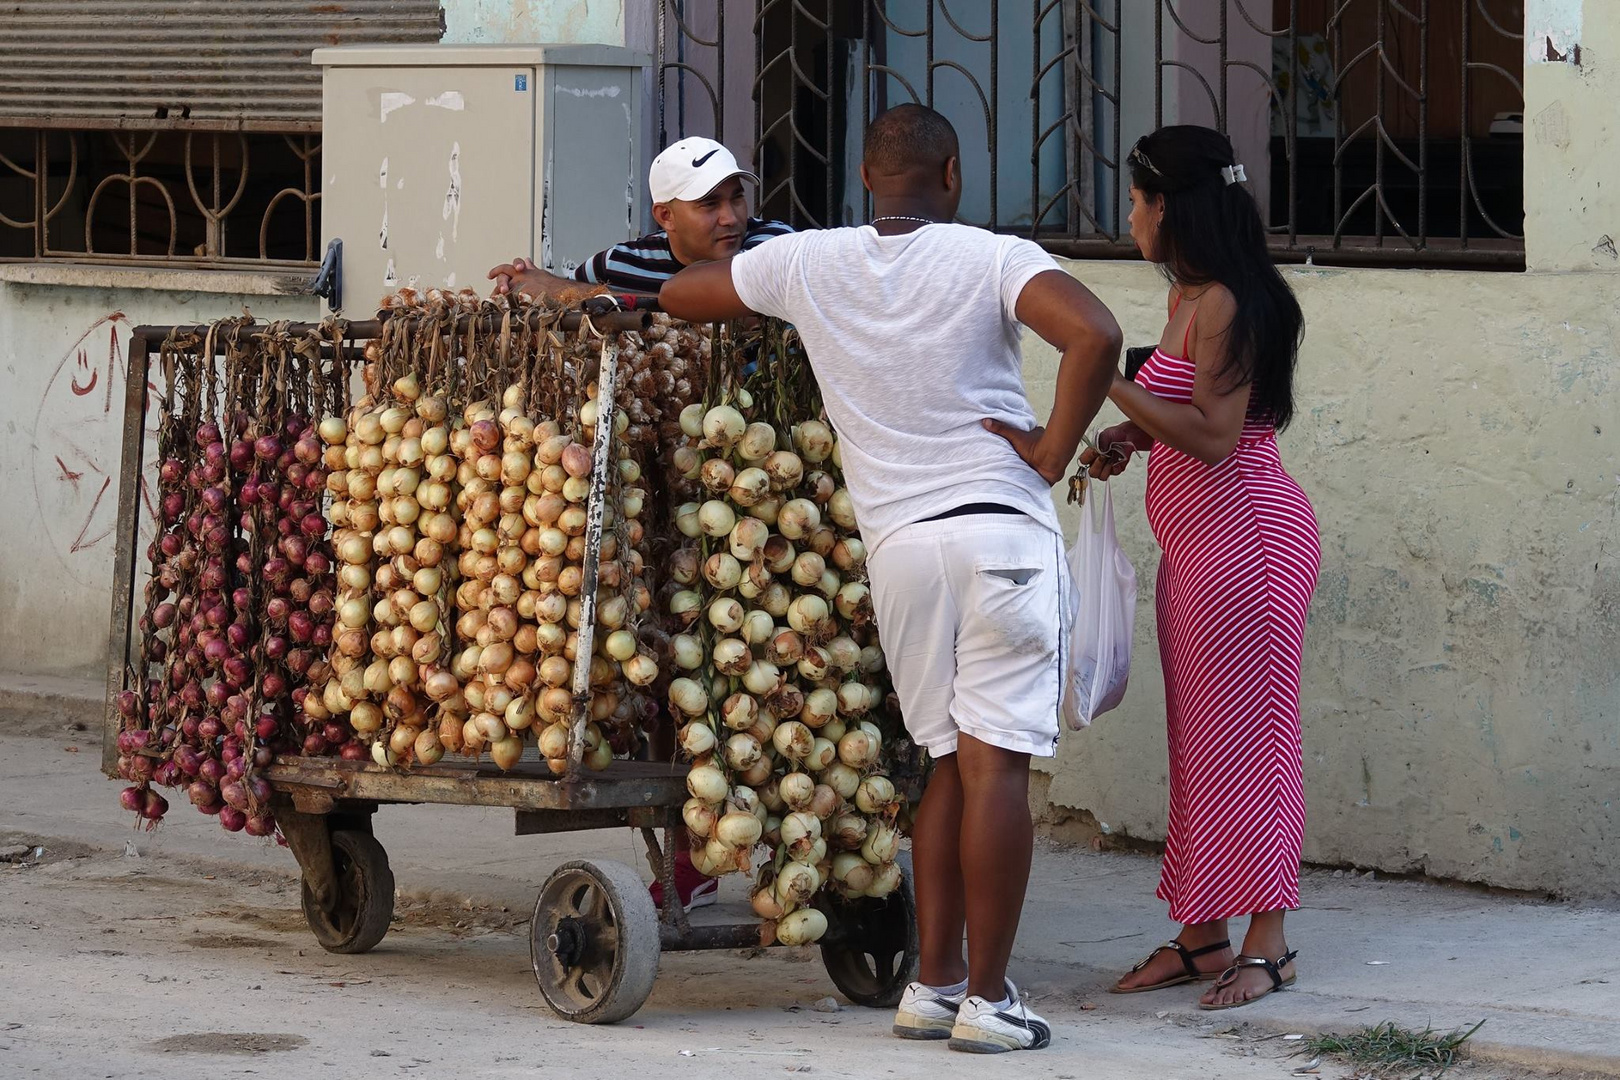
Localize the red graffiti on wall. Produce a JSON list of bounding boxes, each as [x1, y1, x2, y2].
[[30, 312, 162, 586]]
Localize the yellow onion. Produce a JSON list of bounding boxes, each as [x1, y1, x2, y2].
[[683, 797, 720, 839], [832, 851, 876, 895], [687, 762, 729, 803], [772, 721, 814, 762], [855, 775, 898, 815], [862, 820, 900, 865], [716, 810, 763, 849]]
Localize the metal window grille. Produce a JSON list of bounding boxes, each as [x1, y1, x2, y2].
[[656, 1, 1525, 268], [0, 1, 444, 271]]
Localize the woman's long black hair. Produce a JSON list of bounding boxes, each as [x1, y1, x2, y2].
[[1129, 125, 1303, 430]]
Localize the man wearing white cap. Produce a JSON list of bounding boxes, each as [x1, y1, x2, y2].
[[489, 136, 793, 299]]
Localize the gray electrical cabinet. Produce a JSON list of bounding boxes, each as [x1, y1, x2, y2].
[[314, 44, 647, 312]]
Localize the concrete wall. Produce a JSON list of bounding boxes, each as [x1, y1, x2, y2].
[[0, 276, 317, 680], [441, 0, 627, 46], [1023, 2, 1620, 898], [1022, 261, 1619, 899]]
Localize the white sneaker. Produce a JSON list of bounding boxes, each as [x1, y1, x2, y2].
[[948, 981, 1052, 1053], [891, 982, 966, 1040]]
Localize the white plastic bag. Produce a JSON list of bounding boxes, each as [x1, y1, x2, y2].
[[1061, 475, 1137, 729]]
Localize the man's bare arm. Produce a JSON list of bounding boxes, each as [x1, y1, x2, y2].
[[659, 261, 756, 323]]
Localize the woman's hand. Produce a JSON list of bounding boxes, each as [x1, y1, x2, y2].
[[1079, 423, 1145, 479]]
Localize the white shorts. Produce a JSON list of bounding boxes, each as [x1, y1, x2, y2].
[[868, 513, 1065, 758]]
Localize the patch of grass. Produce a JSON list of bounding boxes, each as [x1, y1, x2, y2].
[[1302, 1020, 1486, 1078]]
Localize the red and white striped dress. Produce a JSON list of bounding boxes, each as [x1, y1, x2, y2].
[[1136, 317, 1320, 926]]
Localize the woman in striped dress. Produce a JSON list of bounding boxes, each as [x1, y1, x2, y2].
[[1087, 126, 1319, 1010]]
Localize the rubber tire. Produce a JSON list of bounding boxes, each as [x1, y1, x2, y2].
[[300, 829, 395, 955], [530, 858, 661, 1025], [820, 853, 919, 1008]]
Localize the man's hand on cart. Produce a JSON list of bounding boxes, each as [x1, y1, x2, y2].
[[488, 257, 607, 304]]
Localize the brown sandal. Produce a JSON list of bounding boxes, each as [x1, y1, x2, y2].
[[1110, 939, 1232, 994], [1198, 949, 1298, 1010]]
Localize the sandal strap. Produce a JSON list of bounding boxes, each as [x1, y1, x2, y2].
[[1130, 938, 1232, 977], [1214, 950, 1297, 991], [1184, 939, 1232, 960]]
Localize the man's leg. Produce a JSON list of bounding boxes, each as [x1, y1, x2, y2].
[[955, 733, 1033, 1001], [911, 751, 967, 988]]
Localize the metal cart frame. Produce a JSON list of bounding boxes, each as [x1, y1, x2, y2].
[[101, 315, 919, 1023]]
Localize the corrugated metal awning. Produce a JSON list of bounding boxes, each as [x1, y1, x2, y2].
[[0, 1, 445, 131]]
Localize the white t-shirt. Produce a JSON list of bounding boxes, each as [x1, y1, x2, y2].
[[730, 223, 1063, 554]]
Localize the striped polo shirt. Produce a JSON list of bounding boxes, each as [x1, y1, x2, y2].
[[572, 218, 795, 293]]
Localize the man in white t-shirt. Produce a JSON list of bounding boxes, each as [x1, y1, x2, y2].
[[661, 105, 1121, 1054]]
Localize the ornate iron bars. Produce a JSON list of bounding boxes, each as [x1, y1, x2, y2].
[[0, 127, 321, 269], [654, 0, 1525, 266]]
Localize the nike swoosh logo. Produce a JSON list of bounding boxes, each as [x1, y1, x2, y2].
[[691, 149, 721, 168]]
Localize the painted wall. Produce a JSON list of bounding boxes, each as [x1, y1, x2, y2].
[[1023, 257, 1619, 899], [0, 283, 318, 680], [1020, 0, 1620, 901], [1524, 0, 1619, 271], [441, 0, 627, 47]]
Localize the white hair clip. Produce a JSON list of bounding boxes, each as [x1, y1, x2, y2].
[[1221, 163, 1247, 186]]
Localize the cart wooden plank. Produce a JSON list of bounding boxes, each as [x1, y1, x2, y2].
[[264, 756, 688, 811]]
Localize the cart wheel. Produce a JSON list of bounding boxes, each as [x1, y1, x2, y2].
[[300, 829, 395, 954], [530, 859, 661, 1025], [820, 854, 919, 1007]]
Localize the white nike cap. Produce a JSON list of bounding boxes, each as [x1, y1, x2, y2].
[[649, 136, 759, 204]]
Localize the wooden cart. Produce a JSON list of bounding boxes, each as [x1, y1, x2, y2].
[[102, 317, 919, 1024]]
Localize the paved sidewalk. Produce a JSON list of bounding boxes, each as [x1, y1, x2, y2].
[[4, 677, 1617, 1077]]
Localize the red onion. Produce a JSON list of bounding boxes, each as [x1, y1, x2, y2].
[[152, 602, 177, 629], [203, 638, 229, 663], [302, 734, 328, 756], [282, 536, 309, 566], [262, 671, 289, 699], [340, 742, 368, 762], [116, 691, 141, 719], [254, 435, 282, 462], [129, 755, 155, 781], [286, 462, 309, 489], [198, 421, 221, 445], [141, 790, 169, 821], [154, 761, 183, 787], [223, 656, 251, 686], [205, 681, 231, 708], [181, 716, 201, 740], [265, 595, 290, 623], [148, 639, 168, 663], [160, 531, 184, 557], [197, 716, 222, 740], [299, 513, 326, 538], [220, 780, 248, 810], [119, 786, 145, 814], [174, 745, 203, 776], [287, 612, 313, 644], [287, 649, 313, 676], [187, 780, 219, 808], [253, 746, 274, 768], [230, 439, 255, 469], [247, 776, 273, 805], [244, 813, 276, 838], [200, 459, 226, 484], [226, 623, 252, 652], [223, 695, 248, 723], [307, 589, 332, 616], [311, 623, 332, 649], [160, 458, 185, 484], [218, 807, 247, 832], [180, 681, 205, 709], [236, 550, 254, 575], [304, 551, 331, 577], [257, 481, 280, 508], [255, 714, 279, 740], [226, 756, 248, 781], [162, 492, 186, 523], [199, 757, 226, 783], [264, 634, 288, 661]]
